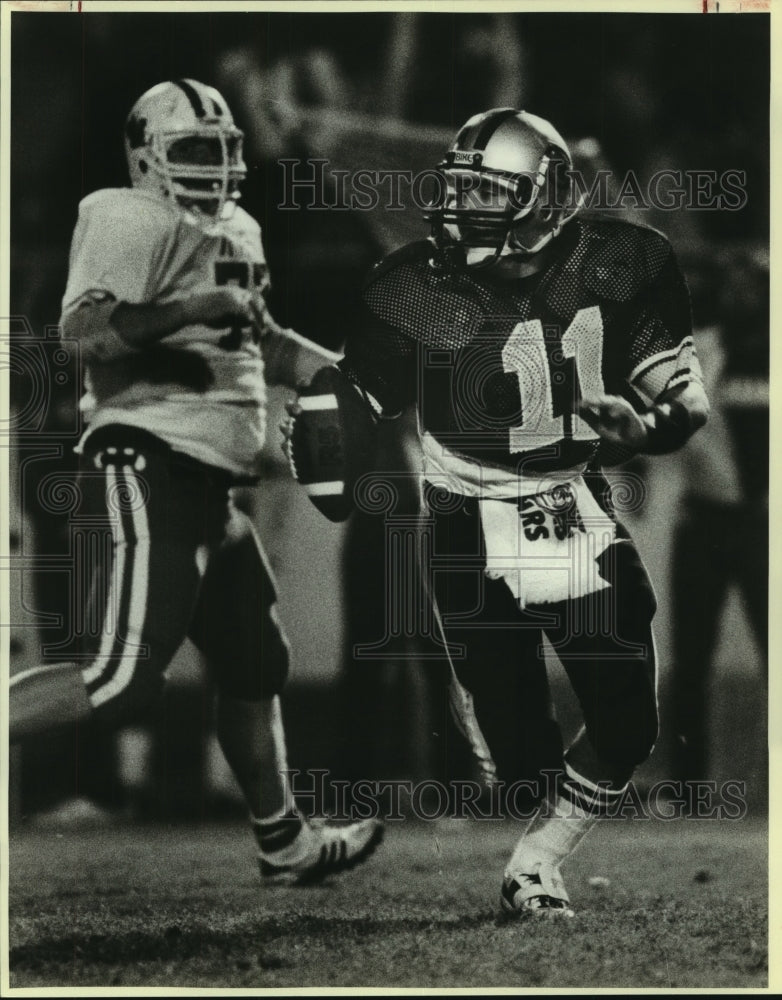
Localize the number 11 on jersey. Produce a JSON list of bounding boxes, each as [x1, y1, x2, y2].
[[501, 305, 605, 453]]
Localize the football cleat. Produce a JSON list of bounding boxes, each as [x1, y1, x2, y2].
[[260, 818, 384, 885], [500, 860, 575, 918]]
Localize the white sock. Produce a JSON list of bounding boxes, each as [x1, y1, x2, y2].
[[506, 794, 596, 876], [505, 765, 627, 876]]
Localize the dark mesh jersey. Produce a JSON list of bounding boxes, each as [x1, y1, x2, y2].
[[341, 216, 699, 475]]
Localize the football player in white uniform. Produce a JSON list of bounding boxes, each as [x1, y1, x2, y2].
[[287, 108, 709, 914], [10, 80, 382, 882]]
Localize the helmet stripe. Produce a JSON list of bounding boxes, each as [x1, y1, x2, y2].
[[173, 78, 206, 118], [471, 108, 519, 150]]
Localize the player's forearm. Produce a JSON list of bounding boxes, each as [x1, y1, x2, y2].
[[640, 381, 710, 454], [579, 380, 710, 459], [337, 335, 416, 419], [110, 299, 200, 349], [262, 324, 342, 388], [64, 297, 197, 361]]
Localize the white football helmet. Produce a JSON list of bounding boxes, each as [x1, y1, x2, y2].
[[124, 79, 246, 226], [426, 108, 582, 269]]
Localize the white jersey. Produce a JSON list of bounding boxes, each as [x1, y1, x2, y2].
[[63, 187, 270, 478]]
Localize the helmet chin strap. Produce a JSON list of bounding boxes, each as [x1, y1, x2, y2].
[[454, 156, 560, 268], [501, 189, 584, 262], [430, 191, 579, 273], [464, 245, 506, 268], [505, 224, 558, 257], [457, 223, 559, 271], [430, 229, 550, 273]]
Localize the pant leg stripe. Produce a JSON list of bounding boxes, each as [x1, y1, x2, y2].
[[430, 598, 499, 787], [84, 464, 137, 692], [447, 667, 499, 786], [90, 465, 150, 708], [83, 464, 128, 686]]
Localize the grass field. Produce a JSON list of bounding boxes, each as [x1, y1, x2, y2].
[[7, 813, 768, 991]]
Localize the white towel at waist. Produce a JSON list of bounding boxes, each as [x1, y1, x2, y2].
[[478, 476, 619, 608]]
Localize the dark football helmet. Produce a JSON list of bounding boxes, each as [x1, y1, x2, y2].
[[425, 108, 582, 269]]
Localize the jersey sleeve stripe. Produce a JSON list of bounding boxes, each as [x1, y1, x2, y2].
[[665, 372, 696, 394], [667, 366, 697, 383], [627, 336, 694, 387]]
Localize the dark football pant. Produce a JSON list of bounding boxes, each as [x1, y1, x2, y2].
[[427, 487, 659, 790], [74, 425, 289, 727]]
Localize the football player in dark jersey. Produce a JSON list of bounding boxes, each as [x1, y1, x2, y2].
[[287, 108, 709, 915]]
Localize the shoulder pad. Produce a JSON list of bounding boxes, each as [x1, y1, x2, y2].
[[228, 205, 262, 241], [361, 240, 509, 348], [364, 241, 434, 290], [78, 187, 175, 234], [580, 219, 673, 303], [225, 206, 264, 260]]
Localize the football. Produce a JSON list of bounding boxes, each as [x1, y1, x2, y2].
[[288, 365, 379, 522]]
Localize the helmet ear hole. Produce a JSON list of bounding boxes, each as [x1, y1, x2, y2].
[[512, 173, 534, 211]]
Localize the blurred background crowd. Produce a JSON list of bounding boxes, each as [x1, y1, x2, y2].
[[8, 10, 768, 823]]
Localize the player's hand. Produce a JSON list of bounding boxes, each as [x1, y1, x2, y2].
[[192, 287, 265, 332], [577, 394, 648, 450]]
